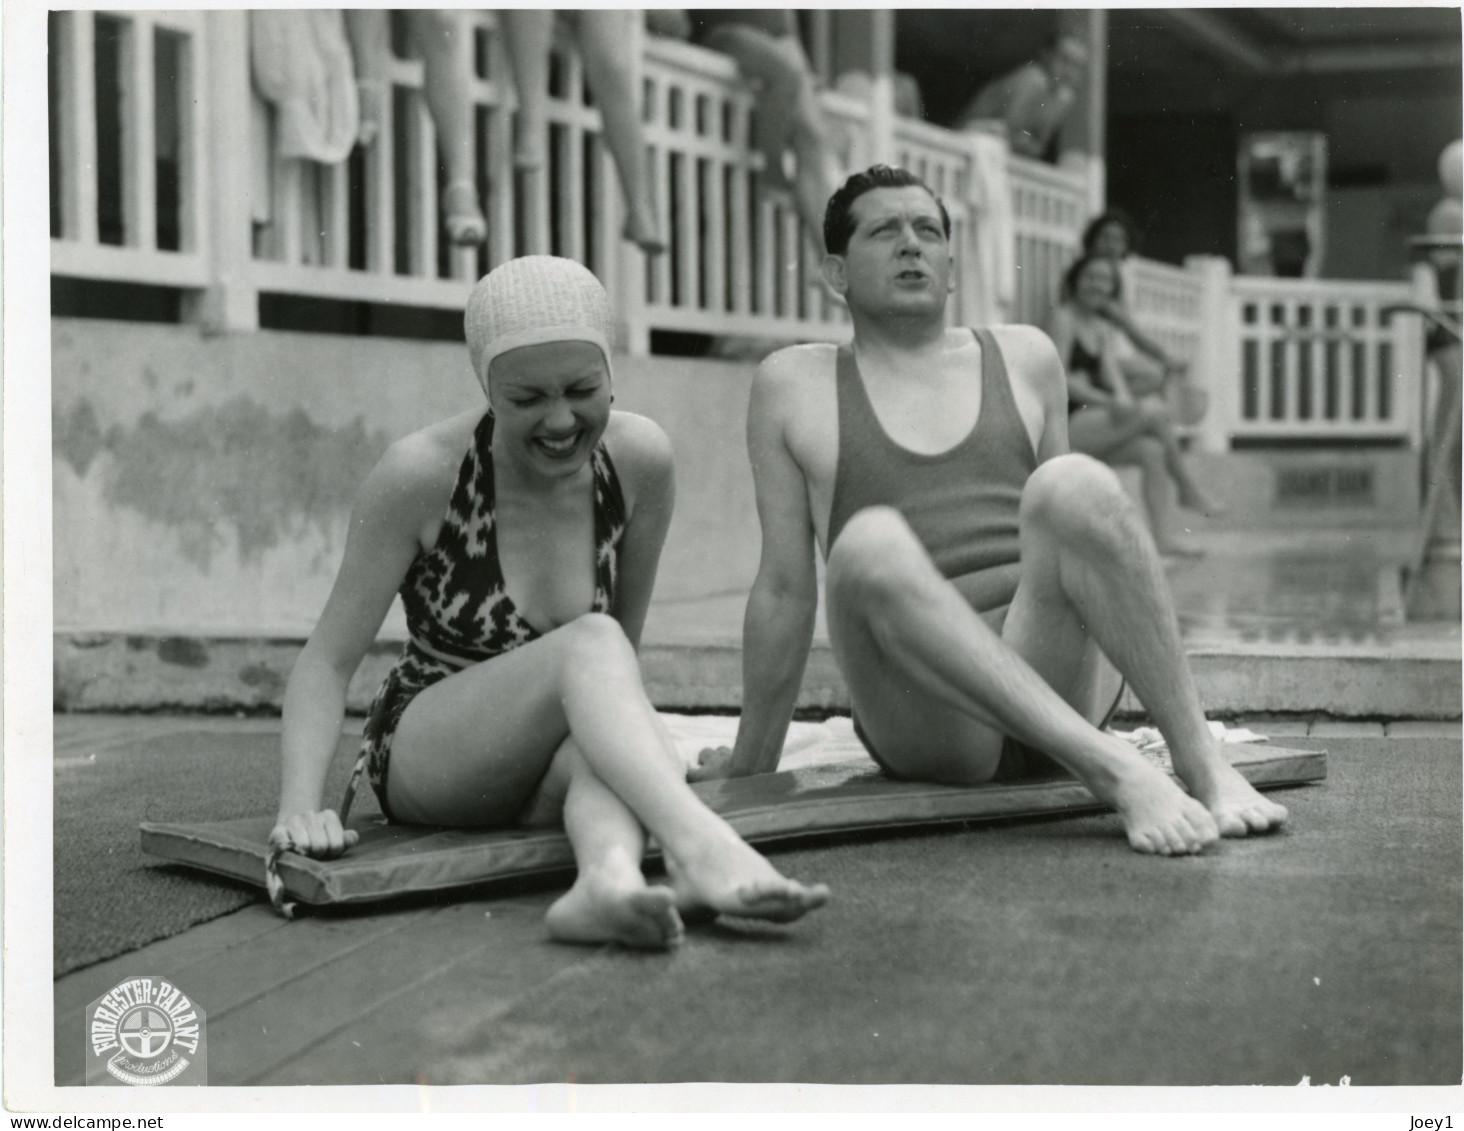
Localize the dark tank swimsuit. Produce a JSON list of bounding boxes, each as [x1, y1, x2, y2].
[[360, 411, 626, 821], [1066, 332, 1108, 415], [827, 328, 1118, 782]]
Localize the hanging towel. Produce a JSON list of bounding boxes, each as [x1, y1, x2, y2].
[[964, 129, 1017, 327], [250, 10, 359, 164]]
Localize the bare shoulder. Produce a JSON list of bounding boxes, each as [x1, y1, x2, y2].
[[751, 342, 837, 419], [364, 410, 477, 518], [603, 410, 674, 503], [990, 324, 1065, 394]]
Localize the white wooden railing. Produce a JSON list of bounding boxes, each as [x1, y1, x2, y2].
[[1228, 275, 1423, 442], [1010, 157, 1088, 326], [1123, 255, 1427, 450], [48, 11, 1425, 449], [48, 9, 1086, 349]]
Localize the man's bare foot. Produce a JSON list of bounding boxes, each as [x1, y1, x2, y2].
[[664, 831, 829, 922], [546, 870, 684, 950], [1177, 753, 1289, 837], [1107, 758, 1220, 855]]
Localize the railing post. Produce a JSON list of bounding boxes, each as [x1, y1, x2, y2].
[[1187, 254, 1235, 453], [183, 10, 257, 331], [1405, 261, 1439, 451]]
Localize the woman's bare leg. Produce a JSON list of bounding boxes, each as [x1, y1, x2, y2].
[[405, 10, 485, 245], [498, 8, 553, 170], [529, 737, 683, 949], [1102, 435, 1198, 556], [574, 10, 664, 254], [703, 25, 831, 248], [343, 10, 390, 147], [389, 614, 828, 922], [1133, 395, 1225, 515]]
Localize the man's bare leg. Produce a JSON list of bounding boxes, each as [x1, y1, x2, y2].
[[828, 511, 1220, 855], [1017, 455, 1285, 835], [826, 459, 1285, 852]]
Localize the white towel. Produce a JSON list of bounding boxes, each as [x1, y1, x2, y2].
[[250, 11, 359, 165], [961, 130, 1017, 327]]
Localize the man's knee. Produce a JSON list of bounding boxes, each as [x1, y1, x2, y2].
[[827, 506, 929, 606], [1022, 453, 1134, 536]]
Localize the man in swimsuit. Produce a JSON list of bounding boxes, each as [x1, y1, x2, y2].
[[693, 165, 1288, 855]]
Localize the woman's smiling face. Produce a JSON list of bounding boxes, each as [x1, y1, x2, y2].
[[1074, 258, 1119, 311], [487, 340, 612, 479]]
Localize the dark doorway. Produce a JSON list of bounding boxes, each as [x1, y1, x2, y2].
[[1107, 113, 1239, 267]]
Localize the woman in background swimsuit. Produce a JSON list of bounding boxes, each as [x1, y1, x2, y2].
[[272, 256, 827, 949], [1047, 253, 1221, 556]]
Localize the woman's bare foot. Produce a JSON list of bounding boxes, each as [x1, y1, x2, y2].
[[1177, 480, 1227, 518], [1106, 756, 1220, 856], [546, 868, 684, 950], [441, 180, 487, 247], [1175, 750, 1290, 837], [664, 830, 829, 922], [622, 203, 665, 256]]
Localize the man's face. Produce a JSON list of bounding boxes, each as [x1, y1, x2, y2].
[[1053, 38, 1089, 88], [825, 185, 953, 319]]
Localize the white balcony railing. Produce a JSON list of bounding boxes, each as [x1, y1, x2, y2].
[[1228, 275, 1423, 442], [48, 10, 1426, 449]]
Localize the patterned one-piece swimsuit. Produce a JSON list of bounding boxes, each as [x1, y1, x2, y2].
[[360, 411, 626, 821]]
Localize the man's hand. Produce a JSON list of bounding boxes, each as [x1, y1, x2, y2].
[[270, 810, 360, 860], [687, 746, 740, 783]]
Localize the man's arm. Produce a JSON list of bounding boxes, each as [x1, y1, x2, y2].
[[724, 362, 821, 777], [1000, 324, 1075, 464], [1004, 65, 1072, 157]]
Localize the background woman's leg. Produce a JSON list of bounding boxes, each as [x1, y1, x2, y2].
[[499, 9, 553, 170], [574, 10, 663, 253], [404, 9, 486, 245]]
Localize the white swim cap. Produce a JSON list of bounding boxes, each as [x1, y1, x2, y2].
[[464, 256, 615, 392]]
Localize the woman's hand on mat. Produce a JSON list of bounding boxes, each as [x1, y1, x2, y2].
[[687, 746, 738, 783], [271, 810, 360, 859]]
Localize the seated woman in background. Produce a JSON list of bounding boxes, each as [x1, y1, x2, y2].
[[1081, 209, 1192, 398], [1047, 254, 1223, 557], [272, 256, 827, 949]]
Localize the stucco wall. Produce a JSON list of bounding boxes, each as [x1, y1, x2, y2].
[[52, 319, 760, 637]]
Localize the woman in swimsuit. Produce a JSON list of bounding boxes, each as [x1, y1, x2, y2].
[[1081, 210, 1191, 397], [1047, 253, 1221, 556], [272, 256, 827, 949]]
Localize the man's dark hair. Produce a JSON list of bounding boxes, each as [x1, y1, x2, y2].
[[1060, 251, 1123, 302], [1081, 208, 1141, 257], [823, 165, 952, 257]]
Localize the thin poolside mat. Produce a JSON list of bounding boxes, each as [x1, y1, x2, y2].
[[141, 743, 1325, 909]]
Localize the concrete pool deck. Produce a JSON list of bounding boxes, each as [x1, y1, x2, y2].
[[51, 722, 1461, 1086]]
